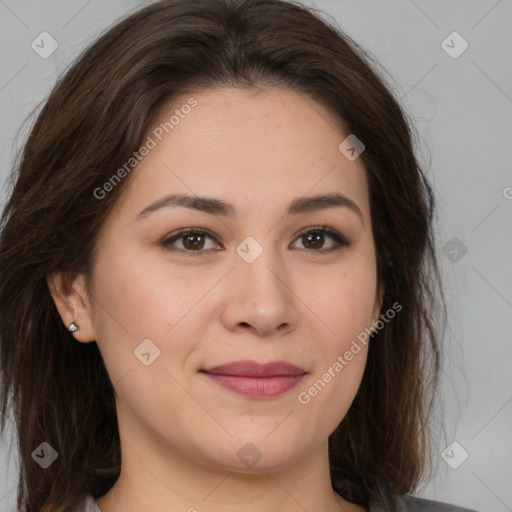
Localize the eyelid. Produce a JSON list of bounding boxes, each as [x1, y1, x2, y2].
[[160, 225, 349, 255]]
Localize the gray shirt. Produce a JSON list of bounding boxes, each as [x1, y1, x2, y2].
[[78, 493, 480, 511]]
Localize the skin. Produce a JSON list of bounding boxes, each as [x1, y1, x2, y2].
[[48, 86, 382, 512]]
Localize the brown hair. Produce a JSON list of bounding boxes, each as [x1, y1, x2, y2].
[[0, 0, 443, 510]]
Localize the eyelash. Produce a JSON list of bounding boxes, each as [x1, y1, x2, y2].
[[160, 226, 349, 256]]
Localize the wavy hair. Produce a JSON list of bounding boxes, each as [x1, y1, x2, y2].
[[0, 0, 443, 510]]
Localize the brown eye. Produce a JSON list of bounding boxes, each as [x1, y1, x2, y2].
[[182, 232, 206, 250], [291, 227, 349, 253], [161, 226, 348, 256], [162, 229, 221, 253], [302, 231, 324, 250]]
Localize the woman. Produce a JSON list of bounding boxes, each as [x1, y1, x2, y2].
[[0, 1, 479, 511]]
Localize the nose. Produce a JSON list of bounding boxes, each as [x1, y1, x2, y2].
[[220, 244, 299, 338]]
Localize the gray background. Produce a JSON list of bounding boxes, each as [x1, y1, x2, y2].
[[0, 1, 511, 511]]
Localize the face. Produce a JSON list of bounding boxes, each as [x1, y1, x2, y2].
[[64, 87, 382, 473]]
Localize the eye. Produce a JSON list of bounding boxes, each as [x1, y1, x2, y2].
[[161, 228, 222, 254], [290, 226, 349, 254], [160, 226, 349, 255]]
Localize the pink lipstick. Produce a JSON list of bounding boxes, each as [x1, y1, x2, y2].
[[201, 360, 307, 398]]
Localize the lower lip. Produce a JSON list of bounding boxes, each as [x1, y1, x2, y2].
[[203, 373, 305, 398]]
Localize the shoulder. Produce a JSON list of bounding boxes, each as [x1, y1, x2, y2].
[[396, 494, 480, 512]]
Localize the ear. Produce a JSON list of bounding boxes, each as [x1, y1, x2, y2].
[[46, 271, 96, 343]]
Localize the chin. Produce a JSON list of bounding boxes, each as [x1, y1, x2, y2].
[[194, 429, 311, 473]]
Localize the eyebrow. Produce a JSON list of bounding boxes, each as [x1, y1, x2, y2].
[[134, 192, 363, 223]]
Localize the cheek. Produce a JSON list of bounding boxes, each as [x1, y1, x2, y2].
[[296, 285, 372, 436], [90, 249, 212, 374], [294, 258, 376, 414], [305, 259, 378, 347], [295, 325, 369, 444], [92, 248, 172, 333]]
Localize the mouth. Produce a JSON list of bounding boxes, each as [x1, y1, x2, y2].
[[200, 360, 307, 399]]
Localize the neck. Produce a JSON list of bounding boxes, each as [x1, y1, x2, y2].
[[95, 435, 365, 512]]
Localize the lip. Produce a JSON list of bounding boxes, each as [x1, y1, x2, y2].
[[203, 361, 307, 377], [201, 360, 307, 398]]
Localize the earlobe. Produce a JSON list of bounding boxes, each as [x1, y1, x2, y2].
[[46, 271, 96, 343]]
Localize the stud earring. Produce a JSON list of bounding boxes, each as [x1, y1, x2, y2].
[[67, 322, 79, 332]]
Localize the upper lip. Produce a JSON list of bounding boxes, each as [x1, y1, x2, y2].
[[201, 360, 307, 377]]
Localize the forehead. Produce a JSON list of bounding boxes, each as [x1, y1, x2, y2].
[[110, 86, 370, 223]]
